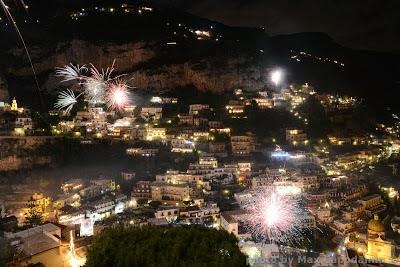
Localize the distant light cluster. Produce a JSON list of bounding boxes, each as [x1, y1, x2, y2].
[[290, 50, 345, 67], [70, 4, 153, 20]]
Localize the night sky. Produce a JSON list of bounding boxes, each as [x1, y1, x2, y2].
[[152, 0, 400, 54]]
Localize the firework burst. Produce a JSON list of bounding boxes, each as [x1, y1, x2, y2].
[[244, 187, 307, 243], [54, 89, 82, 113], [84, 78, 106, 102], [55, 63, 88, 83], [54, 60, 132, 110], [105, 80, 130, 110]]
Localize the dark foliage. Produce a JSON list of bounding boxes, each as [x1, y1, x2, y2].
[[85, 225, 248, 267]]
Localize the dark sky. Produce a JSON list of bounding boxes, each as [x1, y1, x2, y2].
[[153, 0, 400, 53]]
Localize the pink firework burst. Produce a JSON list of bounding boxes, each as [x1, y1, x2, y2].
[[244, 188, 306, 243], [106, 81, 130, 110]]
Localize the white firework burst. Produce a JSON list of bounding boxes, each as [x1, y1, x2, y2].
[[55, 64, 88, 83], [105, 80, 130, 110], [84, 78, 106, 103], [54, 89, 81, 113], [243, 187, 308, 243]]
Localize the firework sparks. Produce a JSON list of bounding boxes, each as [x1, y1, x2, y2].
[[106, 81, 130, 110], [55, 64, 88, 83], [68, 230, 86, 267], [244, 187, 306, 243], [54, 60, 132, 110], [54, 89, 81, 113], [84, 78, 106, 102]]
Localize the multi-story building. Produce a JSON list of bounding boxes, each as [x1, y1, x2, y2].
[[178, 114, 195, 125], [286, 129, 307, 144], [253, 98, 274, 109], [226, 101, 245, 116], [121, 170, 136, 180], [171, 138, 195, 153], [131, 181, 152, 199], [145, 127, 166, 141], [199, 155, 218, 168], [220, 209, 251, 239], [209, 142, 226, 154], [140, 106, 162, 121], [151, 182, 193, 203], [189, 104, 209, 115], [156, 170, 204, 185], [230, 135, 256, 155], [357, 194, 383, 210]]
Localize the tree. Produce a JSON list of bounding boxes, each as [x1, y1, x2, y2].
[[85, 225, 248, 267], [24, 203, 43, 227], [0, 242, 14, 266], [148, 200, 162, 209]]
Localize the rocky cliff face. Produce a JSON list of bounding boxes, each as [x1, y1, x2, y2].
[[131, 62, 270, 92], [8, 39, 156, 77], [0, 136, 58, 171], [5, 39, 272, 93]]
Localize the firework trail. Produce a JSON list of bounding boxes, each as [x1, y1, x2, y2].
[[105, 80, 130, 110], [243, 187, 307, 243], [0, 0, 41, 95], [54, 89, 82, 113]]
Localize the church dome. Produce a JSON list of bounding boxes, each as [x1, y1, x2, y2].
[[368, 214, 385, 233]]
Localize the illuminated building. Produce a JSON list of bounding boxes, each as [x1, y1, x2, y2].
[[346, 215, 396, 263], [151, 182, 193, 203], [154, 208, 179, 222], [171, 138, 195, 153], [178, 114, 195, 125], [126, 147, 159, 157], [285, 129, 307, 144], [253, 98, 274, 109], [199, 155, 218, 168], [140, 106, 162, 121], [220, 210, 251, 239], [61, 179, 83, 194], [131, 181, 152, 199], [188, 104, 209, 115], [225, 101, 245, 117], [179, 203, 220, 224], [11, 97, 18, 111], [210, 127, 231, 135], [156, 170, 204, 186], [208, 142, 226, 155], [10, 97, 26, 113], [145, 127, 166, 141], [130, 127, 146, 140], [230, 135, 256, 155], [121, 170, 135, 180], [208, 120, 223, 128], [192, 131, 209, 140]]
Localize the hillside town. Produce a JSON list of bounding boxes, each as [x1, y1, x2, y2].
[[1, 78, 400, 266]]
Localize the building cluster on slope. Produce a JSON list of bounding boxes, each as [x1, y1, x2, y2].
[[3, 81, 400, 265]]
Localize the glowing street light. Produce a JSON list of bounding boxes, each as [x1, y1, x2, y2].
[[270, 69, 283, 86]]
